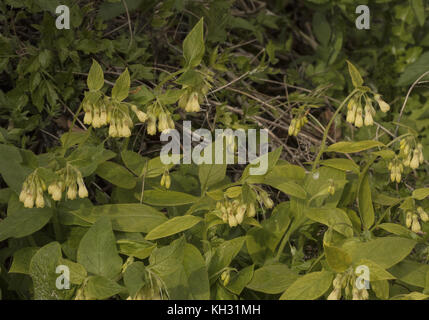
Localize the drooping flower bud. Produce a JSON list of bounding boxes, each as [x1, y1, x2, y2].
[[374, 94, 390, 113], [411, 214, 421, 233], [417, 207, 429, 222]]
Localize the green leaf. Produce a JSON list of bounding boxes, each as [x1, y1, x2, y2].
[[412, 188, 429, 200], [305, 207, 353, 238], [346, 60, 364, 87], [149, 238, 210, 299], [111, 68, 130, 101], [246, 264, 299, 294], [0, 144, 30, 192], [0, 207, 53, 241], [411, 0, 425, 26], [29, 242, 69, 300], [58, 258, 87, 285], [9, 247, 39, 274], [397, 52, 429, 86], [326, 140, 384, 153], [358, 173, 375, 230], [208, 237, 246, 278], [123, 261, 146, 298], [324, 244, 352, 273], [77, 216, 123, 279], [117, 240, 156, 259], [390, 292, 429, 300], [84, 275, 125, 299], [342, 237, 416, 269], [145, 215, 202, 240], [96, 161, 136, 189], [199, 163, 227, 194], [280, 271, 333, 300], [389, 260, 429, 288], [183, 18, 205, 68], [312, 12, 331, 46], [141, 190, 199, 206], [378, 223, 415, 237], [320, 158, 359, 173], [265, 180, 307, 199], [225, 265, 254, 295], [121, 150, 147, 176], [355, 259, 395, 281], [71, 203, 167, 233], [87, 59, 104, 91]]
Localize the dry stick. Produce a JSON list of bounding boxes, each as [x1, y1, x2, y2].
[[395, 70, 429, 136]]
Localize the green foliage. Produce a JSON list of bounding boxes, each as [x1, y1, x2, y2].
[[0, 0, 429, 301]]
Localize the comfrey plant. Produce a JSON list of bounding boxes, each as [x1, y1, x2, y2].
[[2, 17, 429, 301]]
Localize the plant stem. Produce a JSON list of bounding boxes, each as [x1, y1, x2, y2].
[[312, 89, 359, 172]]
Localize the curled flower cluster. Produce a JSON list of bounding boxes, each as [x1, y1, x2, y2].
[[288, 115, 308, 137], [160, 170, 171, 189], [388, 158, 403, 183], [405, 207, 428, 233], [82, 93, 140, 138], [146, 103, 175, 135], [400, 139, 424, 170], [217, 200, 256, 227], [327, 271, 369, 300], [346, 93, 390, 128], [20, 165, 88, 208], [19, 171, 47, 208]]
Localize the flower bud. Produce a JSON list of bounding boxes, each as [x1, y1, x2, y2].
[[375, 94, 390, 113], [410, 149, 420, 169], [417, 207, 429, 222], [406, 211, 412, 228], [67, 183, 77, 200], [411, 214, 421, 233], [165, 175, 171, 189], [327, 288, 341, 300], [147, 116, 157, 135], [23, 194, 34, 208], [83, 111, 93, 125], [354, 107, 363, 128], [364, 109, 373, 126], [35, 192, 45, 208], [228, 214, 238, 227], [247, 203, 256, 218], [78, 182, 88, 198]]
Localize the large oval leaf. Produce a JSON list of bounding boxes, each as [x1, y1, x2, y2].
[[145, 215, 202, 240]]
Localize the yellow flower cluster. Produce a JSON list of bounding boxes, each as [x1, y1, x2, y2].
[[388, 158, 403, 183], [20, 166, 88, 209], [288, 115, 308, 137], [400, 139, 424, 170], [327, 271, 369, 300], [82, 95, 141, 138], [19, 171, 47, 208], [146, 103, 175, 135], [346, 94, 390, 128], [217, 200, 256, 227], [406, 207, 428, 233]]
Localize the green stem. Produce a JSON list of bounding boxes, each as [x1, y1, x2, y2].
[[312, 89, 359, 172], [51, 207, 64, 242], [275, 224, 294, 261]]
